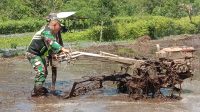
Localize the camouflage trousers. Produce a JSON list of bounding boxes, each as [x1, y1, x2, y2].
[[26, 52, 48, 87]]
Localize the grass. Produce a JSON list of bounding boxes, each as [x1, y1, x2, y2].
[[0, 36, 32, 49], [0, 32, 90, 49]]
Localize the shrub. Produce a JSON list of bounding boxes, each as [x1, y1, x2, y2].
[[174, 17, 197, 34], [114, 16, 200, 40], [148, 16, 176, 39], [62, 25, 119, 42], [191, 16, 200, 33], [117, 20, 149, 39], [63, 16, 200, 42], [0, 19, 45, 34], [1, 15, 200, 49], [62, 28, 95, 42]]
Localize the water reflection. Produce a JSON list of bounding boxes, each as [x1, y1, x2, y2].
[[0, 59, 200, 112]]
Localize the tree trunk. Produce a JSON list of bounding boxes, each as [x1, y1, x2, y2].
[[100, 21, 104, 42]]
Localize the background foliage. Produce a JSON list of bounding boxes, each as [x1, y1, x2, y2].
[[0, 0, 200, 46], [1, 0, 199, 22]]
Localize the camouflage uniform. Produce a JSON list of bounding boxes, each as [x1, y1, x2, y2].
[[26, 25, 62, 91]]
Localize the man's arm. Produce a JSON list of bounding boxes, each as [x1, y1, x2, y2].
[[41, 30, 69, 53]]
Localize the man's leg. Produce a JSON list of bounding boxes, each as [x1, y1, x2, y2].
[[27, 54, 48, 96]]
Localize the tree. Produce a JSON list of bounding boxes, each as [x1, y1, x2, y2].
[[0, 0, 32, 20], [0, 0, 200, 21], [96, 0, 117, 41]]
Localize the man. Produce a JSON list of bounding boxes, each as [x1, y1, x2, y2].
[[26, 19, 69, 96]]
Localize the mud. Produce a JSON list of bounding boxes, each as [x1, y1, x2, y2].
[[0, 34, 200, 112]]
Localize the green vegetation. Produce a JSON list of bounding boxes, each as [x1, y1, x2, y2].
[[63, 15, 200, 41], [0, 16, 200, 49], [0, 19, 45, 34], [65, 16, 200, 41], [0, 0, 200, 49], [1, 0, 199, 21], [0, 36, 31, 48]]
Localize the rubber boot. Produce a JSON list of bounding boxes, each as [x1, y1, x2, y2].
[[31, 84, 49, 97]]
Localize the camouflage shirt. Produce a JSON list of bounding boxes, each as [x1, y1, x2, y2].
[[27, 25, 62, 56]]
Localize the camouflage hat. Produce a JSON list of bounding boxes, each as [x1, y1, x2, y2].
[[46, 13, 58, 20], [46, 13, 64, 26]]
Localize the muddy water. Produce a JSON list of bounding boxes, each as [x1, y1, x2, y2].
[[0, 58, 200, 112]]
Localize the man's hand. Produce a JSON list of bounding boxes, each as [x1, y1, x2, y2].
[[61, 47, 70, 53], [51, 54, 58, 60]]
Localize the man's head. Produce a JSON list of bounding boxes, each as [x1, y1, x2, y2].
[[46, 13, 58, 22], [48, 19, 61, 34]]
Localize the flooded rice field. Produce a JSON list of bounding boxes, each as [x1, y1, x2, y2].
[[0, 57, 200, 112]]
